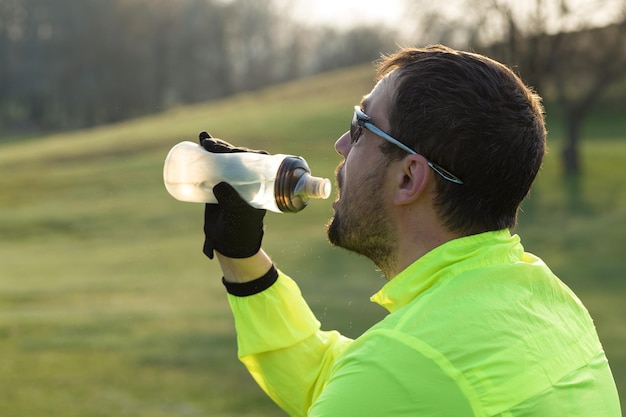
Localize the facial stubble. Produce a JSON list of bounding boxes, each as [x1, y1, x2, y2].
[[326, 162, 397, 276]]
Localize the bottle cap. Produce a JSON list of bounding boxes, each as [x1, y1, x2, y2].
[[275, 156, 332, 213]]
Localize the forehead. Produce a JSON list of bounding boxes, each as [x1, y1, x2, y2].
[[361, 71, 398, 129]]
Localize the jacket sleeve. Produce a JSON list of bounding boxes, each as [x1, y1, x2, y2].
[[226, 270, 354, 417], [307, 329, 476, 417]]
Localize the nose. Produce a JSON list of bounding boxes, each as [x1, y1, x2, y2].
[[335, 131, 351, 157]]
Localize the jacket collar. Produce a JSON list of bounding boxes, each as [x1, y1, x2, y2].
[[370, 230, 523, 313]]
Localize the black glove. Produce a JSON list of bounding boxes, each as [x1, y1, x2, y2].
[[199, 132, 267, 259], [199, 130, 268, 155]]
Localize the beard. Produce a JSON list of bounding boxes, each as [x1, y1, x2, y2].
[[327, 161, 397, 275]]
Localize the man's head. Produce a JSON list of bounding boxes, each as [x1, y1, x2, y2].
[[376, 45, 547, 235], [328, 45, 546, 275]]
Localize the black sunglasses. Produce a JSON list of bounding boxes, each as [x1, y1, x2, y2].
[[351, 106, 463, 184]]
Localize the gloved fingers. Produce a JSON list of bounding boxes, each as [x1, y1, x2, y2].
[[202, 203, 222, 259], [199, 131, 212, 143], [213, 181, 266, 237], [203, 203, 222, 231], [198, 131, 268, 154], [200, 136, 242, 155], [213, 182, 255, 211], [202, 240, 216, 260], [203, 182, 266, 259]]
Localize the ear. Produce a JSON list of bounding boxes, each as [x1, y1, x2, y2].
[[393, 155, 432, 206]]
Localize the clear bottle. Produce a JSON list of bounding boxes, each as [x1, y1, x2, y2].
[[163, 141, 332, 213]]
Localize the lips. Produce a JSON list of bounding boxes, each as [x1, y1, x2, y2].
[[332, 163, 344, 210], [335, 161, 345, 190]]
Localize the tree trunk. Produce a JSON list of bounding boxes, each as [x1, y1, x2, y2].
[[561, 109, 589, 212], [562, 111, 582, 177]]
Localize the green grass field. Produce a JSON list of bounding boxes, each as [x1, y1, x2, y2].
[[0, 65, 624, 416]]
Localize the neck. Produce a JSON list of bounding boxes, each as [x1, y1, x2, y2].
[[386, 207, 462, 280]]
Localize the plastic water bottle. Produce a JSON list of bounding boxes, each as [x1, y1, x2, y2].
[[163, 141, 332, 213]]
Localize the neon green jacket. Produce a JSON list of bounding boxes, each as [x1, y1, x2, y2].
[[226, 230, 621, 416]]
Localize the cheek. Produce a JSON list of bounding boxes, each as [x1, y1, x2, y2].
[[340, 158, 360, 196], [345, 148, 382, 183], [345, 157, 389, 199]]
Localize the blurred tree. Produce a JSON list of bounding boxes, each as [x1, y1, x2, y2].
[[311, 26, 398, 74], [475, 0, 626, 176], [223, 0, 291, 91], [403, 0, 626, 177], [548, 21, 626, 176], [0, 0, 397, 134]]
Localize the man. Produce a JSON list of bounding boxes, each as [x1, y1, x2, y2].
[[199, 45, 621, 416]]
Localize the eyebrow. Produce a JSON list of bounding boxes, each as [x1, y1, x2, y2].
[[360, 96, 370, 113]]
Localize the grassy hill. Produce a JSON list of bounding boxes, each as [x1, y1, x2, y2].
[[0, 64, 624, 416]]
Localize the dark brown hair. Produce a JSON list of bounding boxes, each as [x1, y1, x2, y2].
[[376, 45, 546, 235]]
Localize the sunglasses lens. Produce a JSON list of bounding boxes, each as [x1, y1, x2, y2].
[[349, 113, 356, 142], [350, 111, 362, 143]]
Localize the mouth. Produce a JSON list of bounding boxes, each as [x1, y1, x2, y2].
[[335, 162, 344, 189], [333, 163, 344, 210]]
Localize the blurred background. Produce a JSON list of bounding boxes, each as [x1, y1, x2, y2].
[[0, 0, 624, 415]]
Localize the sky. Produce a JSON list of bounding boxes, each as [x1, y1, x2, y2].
[[289, 0, 409, 29], [288, 0, 624, 35]]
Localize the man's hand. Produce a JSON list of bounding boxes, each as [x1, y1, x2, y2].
[[199, 132, 267, 260]]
